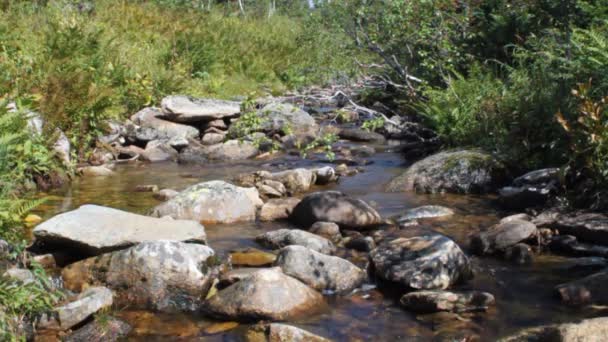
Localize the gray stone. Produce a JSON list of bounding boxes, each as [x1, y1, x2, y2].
[[256, 229, 335, 254], [470, 220, 537, 255], [3, 268, 35, 284], [397, 205, 454, 223], [259, 198, 301, 222], [141, 140, 178, 162], [38, 287, 113, 331], [400, 290, 495, 313], [78, 165, 115, 177], [62, 241, 218, 312], [386, 150, 505, 194], [179, 140, 258, 162], [160, 95, 241, 123], [153, 189, 179, 201], [290, 191, 382, 230], [130, 107, 199, 140], [33, 204, 206, 256], [370, 234, 472, 290], [275, 245, 365, 293], [53, 130, 71, 166], [151, 181, 262, 224], [202, 132, 226, 145], [309, 222, 341, 241], [539, 212, 608, 246], [338, 128, 385, 143], [314, 166, 338, 185], [204, 267, 325, 322], [499, 317, 608, 342], [257, 103, 318, 136], [246, 323, 331, 342]]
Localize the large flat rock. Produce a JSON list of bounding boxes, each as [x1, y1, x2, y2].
[[33, 205, 206, 256], [160, 95, 241, 123]]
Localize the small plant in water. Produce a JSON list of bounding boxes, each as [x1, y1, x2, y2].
[[361, 116, 385, 132]]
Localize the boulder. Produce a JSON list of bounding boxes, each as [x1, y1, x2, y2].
[[397, 205, 454, 223], [230, 248, 277, 267], [246, 323, 331, 342], [256, 229, 335, 255], [539, 212, 608, 246], [218, 268, 262, 288], [257, 103, 318, 136], [259, 198, 301, 222], [499, 317, 608, 342], [151, 181, 262, 224], [38, 287, 113, 331], [400, 290, 495, 313], [338, 127, 385, 143], [65, 317, 131, 342], [53, 130, 71, 166], [275, 245, 365, 293], [290, 191, 381, 230], [160, 95, 241, 123], [141, 140, 178, 162], [204, 267, 325, 322], [179, 140, 258, 162], [33, 205, 206, 256], [61, 241, 218, 312], [555, 270, 608, 306], [130, 107, 199, 140], [369, 234, 472, 290], [498, 168, 562, 210], [470, 220, 537, 255], [314, 166, 338, 185], [309, 222, 341, 241], [78, 165, 115, 177], [202, 132, 226, 145], [266, 169, 316, 194], [386, 150, 505, 194]]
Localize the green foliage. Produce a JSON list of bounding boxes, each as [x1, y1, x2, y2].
[[361, 116, 385, 132], [299, 132, 338, 161]]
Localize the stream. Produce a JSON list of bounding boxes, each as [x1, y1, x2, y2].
[[33, 142, 603, 341]]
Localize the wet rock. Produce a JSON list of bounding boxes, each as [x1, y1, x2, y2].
[[65, 317, 131, 342], [397, 205, 454, 223], [246, 323, 331, 342], [218, 268, 261, 288], [338, 127, 385, 143], [386, 150, 505, 194], [151, 181, 262, 224], [204, 267, 324, 322], [62, 241, 218, 312], [153, 188, 179, 201], [558, 257, 608, 274], [290, 191, 382, 230], [230, 248, 277, 267], [256, 229, 336, 254], [257, 103, 318, 136], [500, 213, 532, 223], [539, 212, 608, 246], [499, 317, 608, 342], [202, 132, 226, 145], [135, 184, 159, 192], [555, 269, 608, 306], [350, 145, 375, 157], [78, 165, 115, 177], [33, 205, 206, 256], [504, 243, 534, 265], [203, 321, 240, 335], [314, 166, 338, 185], [400, 290, 495, 313], [141, 140, 178, 162], [267, 169, 316, 194], [498, 168, 561, 210], [131, 107, 199, 140], [549, 235, 608, 258], [38, 287, 113, 331], [179, 140, 259, 162], [309, 222, 341, 241], [345, 236, 375, 252], [275, 245, 365, 293], [470, 220, 537, 255], [160, 95, 241, 123], [259, 198, 301, 222], [370, 234, 472, 290]]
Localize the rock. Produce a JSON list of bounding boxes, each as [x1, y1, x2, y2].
[[275, 245, 365, 293], [256, 229, 335, 254], [206, 119, 228, 130], [169, 136, 189, 150], [202, 132, 226, 145], [3, 268, 35, 284], [38, 287, 113, 331], [345, 236, 375, 252], [499, 317, 608, 342], [61, 241, 218, 312], [314, 166, 337, 185], [338, 128, 385, 143], [65, 317, 131, 342], [259, 198, 301, 222], [160, 95, 241, 123], [78, 165, 115, 177], [33, 205, 206, 256], [153, 188, 179, 201], [470, 220, 537, 255], [500, 213, 532, 223], [309, 222, 341, 241], [555, 270, 608, 306], [400, 290, 495, 313], [504, 243, 534, 265], [204, 267, 324, 322], [151, 181, 262, 224], [266, 169, 316, 194], [141, 140, 178, 162], [135, 184, 159, 192], [369, 234, 472, 290], [386, 150, 505, 194], [53, 130, 71, 166], [179, 140, 259, 162], [130, 107, 199, 140], [256, 180, 288, 198], [257, 103, 318, 136], [203, 321, 240, 335], [0, 239, 10, 256], [218, 268, 261, 288], [549, 235, 608, 258], [498, 168, 561, 209], [558, 257, 608, 274], [290, 191, 382, 230], [230, 248, 277, 267], [539, 212, 608, 246], [246, 323, 331, 342], [397, 205, 454, 223]]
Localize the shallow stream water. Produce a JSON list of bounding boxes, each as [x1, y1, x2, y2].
[[34, 143, 606, 341]]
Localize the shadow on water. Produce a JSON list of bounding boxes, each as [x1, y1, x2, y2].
[[36, 147, 603, 341]]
